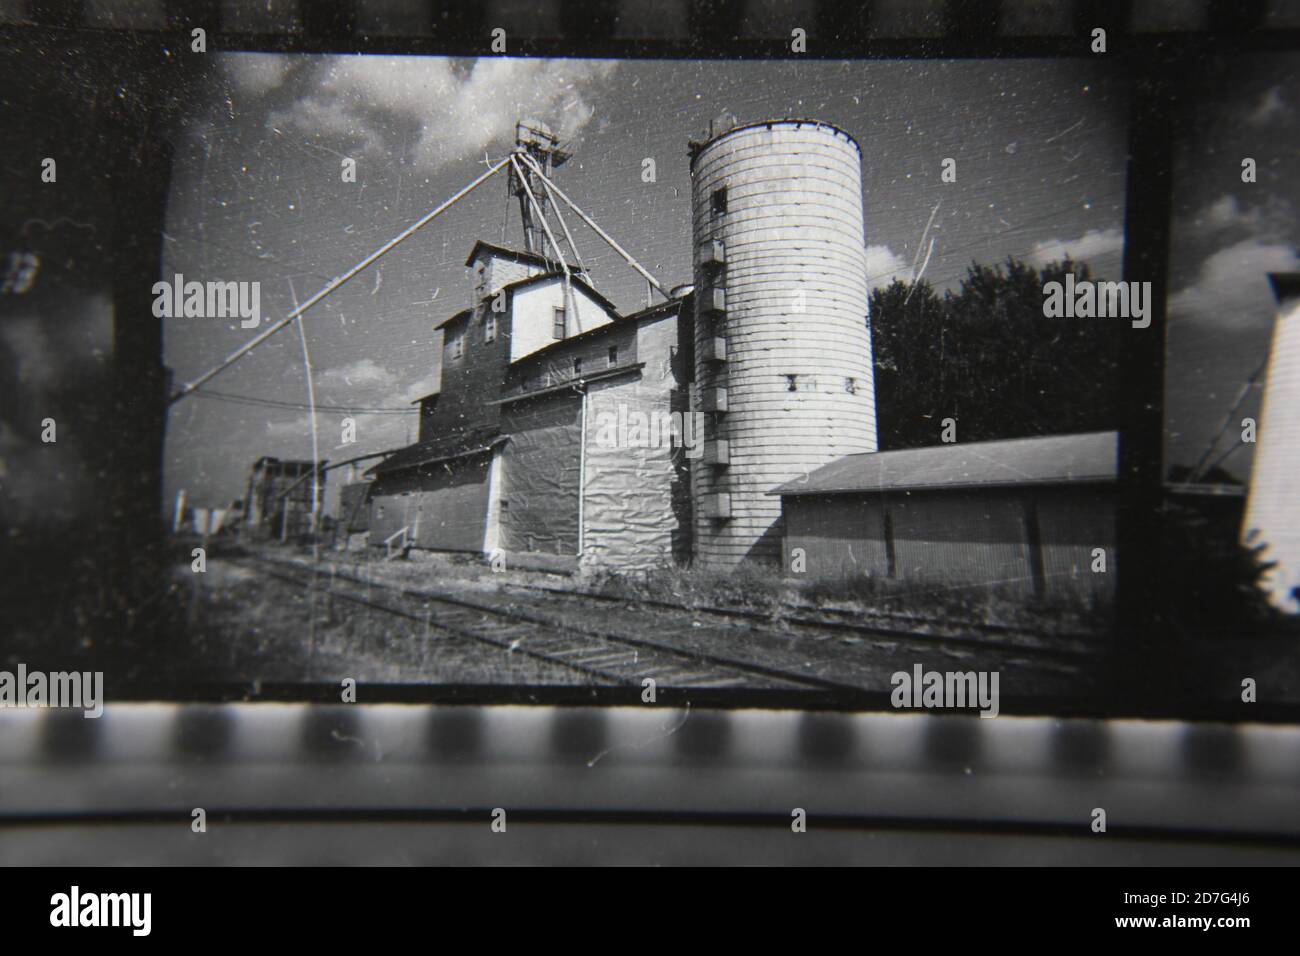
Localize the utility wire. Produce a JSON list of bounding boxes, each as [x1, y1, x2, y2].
[[188, 388, 418, 414]]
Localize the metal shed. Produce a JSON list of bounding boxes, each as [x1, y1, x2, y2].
[[771, 431, 1118, 604]]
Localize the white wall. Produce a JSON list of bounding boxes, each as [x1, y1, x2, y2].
[[509, 279, 614, 364]]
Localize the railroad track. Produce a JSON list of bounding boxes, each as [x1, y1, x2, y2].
[[233, 554, 857, 691], [234, 549, 1094, 687], [490, 581, 1101, 659]]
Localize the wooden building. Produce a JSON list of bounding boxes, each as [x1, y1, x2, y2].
[[243, 456, 327, 540], [366, 240, 694, 569], [771, 432, 1118, 604]]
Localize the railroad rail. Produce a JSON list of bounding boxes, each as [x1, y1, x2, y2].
[[234, 554, 856, 691], [495, 579, 1104, 657], [233, 549, 1095, 690]]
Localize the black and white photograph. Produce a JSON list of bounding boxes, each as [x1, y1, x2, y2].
[[1, 0, 1299, 891], [139, 53, 1131, 702]]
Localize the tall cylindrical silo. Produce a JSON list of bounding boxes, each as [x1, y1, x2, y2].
[[1243, 272, 1300, 612], [689, 119, 878, 568]]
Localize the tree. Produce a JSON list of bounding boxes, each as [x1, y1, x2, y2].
[[868, 256, 1120, 449]]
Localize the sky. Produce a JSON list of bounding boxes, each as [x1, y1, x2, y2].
[[1163, 52, 1300, 483], [161, 54, 1130, 514]]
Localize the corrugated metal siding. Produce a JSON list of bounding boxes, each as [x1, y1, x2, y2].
[[783, 496, 887, 578], [781, 486, 1116, 605], [1035, 486, 1114, 603], [500, 397, 582, 555], [691, 121, 877, 569], [368, 487, 417, 546], [889, 491, 1033, 595], [1243, 288, 1300, 610], [369, 457, 492, 553], [582, 317, 688, 571], [339, 482, 372, 533]]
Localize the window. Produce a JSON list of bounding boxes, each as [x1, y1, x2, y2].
[[845, 377, 857, 394], [552, 306, 566, 340], [711, 186, 727, 216], [484, 311, 496, 343], [785, 373, 798, 392], [573, 356, 583, 376], [449, 328, 464, 361], [608, 345, 618, 367]]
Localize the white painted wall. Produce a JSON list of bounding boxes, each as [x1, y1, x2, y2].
[[509, 279, 614, 364]]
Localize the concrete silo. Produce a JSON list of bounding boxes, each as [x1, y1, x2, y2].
[[688, 118, 878, 568], [1243, 272, 1300, 611]]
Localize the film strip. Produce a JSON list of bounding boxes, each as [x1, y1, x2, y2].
[[3, 703, 1300, 864], [1, 0, 1299, 873]]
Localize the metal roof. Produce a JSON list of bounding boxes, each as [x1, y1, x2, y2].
[[367, 427, 505, 477], [688, 118, 862, 167], [464, 240, 582, 273], [771, 431, 1118, 496]]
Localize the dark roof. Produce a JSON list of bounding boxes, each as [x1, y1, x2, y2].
[[771, 431, 1118, 496], [367, 427, 505, 477], [464, 240, 582, 273], [252, 456, 324, 473], [433, 307, 472, 331]]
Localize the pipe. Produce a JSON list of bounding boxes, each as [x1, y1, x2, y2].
[[520, 154, 669, 300], [510, 153, 579, 331], [170, 153, 514, 404]]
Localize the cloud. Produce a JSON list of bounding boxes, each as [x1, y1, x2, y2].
[[865, 244, 910, 288], [315, 357, 398, 391], [267, 56, 618, 173], [1027, 227, 1125, 267], [1195, 193, 1294, 243], [1169, 239, 1300, 332], [399, 370, 439, 404], [1205, 193, 1253, 230], [261, 358, 437, 456], [262, 408, 412, 457], [1245, 84, 1291, 128], [310, 358, 437, 405], [220, 52, 296, 98]]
